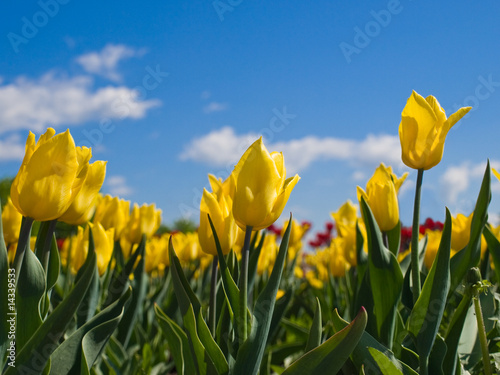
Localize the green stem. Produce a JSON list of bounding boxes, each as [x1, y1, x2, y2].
[[239, 225, 253, 342], [13, 216, 34, 286], [39, 219, 57, 274], [209, 256, 218, 337], [474, 296, 492, 375], [411, 169, 424, 304]]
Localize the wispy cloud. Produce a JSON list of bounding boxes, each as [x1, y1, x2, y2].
[[76, 44, 146, 82], [180, 126, 403, 174], [106, 175, 133, 196], [203, 101, 228, 114], [440, 160, 500, 213], [0, 72, 160, 133]]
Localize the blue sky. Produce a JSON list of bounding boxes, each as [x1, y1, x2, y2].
[[1, 0, 500, 235]]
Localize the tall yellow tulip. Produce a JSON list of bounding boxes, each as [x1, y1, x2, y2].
[[232, 137, 300, 230], [357, 164, 406, 231], [59, 160, 107, 225], [11, 128, 91, 221], [2, 197, 23, 245], [399, 91, 471, 170]]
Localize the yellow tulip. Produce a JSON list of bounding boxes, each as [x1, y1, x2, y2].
[[357, 163, 403, 231], [232, 137, 300, 230], [125, 203, 162, 244], [399, 91, 471, 170], [59, 160, 107, 225], [2, 197, 23, 245], [69, 223, 114, 275], [450, 212, 487, 255], [11, 128, 91, 221], [93, 195, 130, 240], [329, 237, 349, 277], [199, 176, 238, 256], [423, 229, 443, 270], [331, 200, 358, 228]]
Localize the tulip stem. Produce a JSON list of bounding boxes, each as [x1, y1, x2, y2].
[[411, 169, 424, 304], [13, 216, 34, 286], [209, 256, 218, 337], [239, 225, 253, 343], [40, 220, 57, 275], [474, 296, 492, 375]]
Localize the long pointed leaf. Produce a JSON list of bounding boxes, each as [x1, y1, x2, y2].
[[305, 297, 322, 352], [49, 287, 132, 374], [5, 236, 97, 374], [282, 308, 367, 375], [155, 304, 197, 375], [408, 209, 452, 359], [449, 161, 490, 295], [359, 197, 403, 349]]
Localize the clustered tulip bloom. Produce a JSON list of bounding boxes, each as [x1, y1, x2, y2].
[[232, 137, 300, 231], [124, 203, 162, 245], [10, 128, 106, 222], [94, 195, 131, 241], [357, 163, 407, 232], [399, 91, 471, 170], [199, 175, 238, 256], [2, 197, 23, 245]]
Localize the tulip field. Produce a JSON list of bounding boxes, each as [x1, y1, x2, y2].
[[2, 91, 500, 374]]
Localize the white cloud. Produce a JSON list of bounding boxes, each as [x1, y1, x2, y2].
[[180, 126, 403, 174], [106, 175, 133, 196], [76, 44, 145, 82], [0, 134, 25, 161], [0, 72, 161, 133], [439, 161, 500, 211], [203, 101, 228, 114]]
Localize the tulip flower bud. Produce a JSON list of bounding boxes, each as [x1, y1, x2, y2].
[[10, 128, 91, 221], [232, 137, 300, 231], [399, 91, 471, 170], [2, 197, 22, 245]]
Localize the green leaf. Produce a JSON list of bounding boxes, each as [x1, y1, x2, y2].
[[103, 236, 144, 307], [169, 237, 201, 317], [16, 242, 46, 351], [332, 310, 418, 375], [408, 209, 452, 359], [305, 298, 322, 352], [233, 216, 292, 375], [428, 334, 447, 375], [155, 304, 197, 375], [248, 231, 266, 293], [49, 287, 132, 374], [207, 215, 241, 331], [182, 304, 218, 375], [359, 197, 403, 349], [443, 290, 473, 374], [387, 220, 401, 257], [197, 310, 229, 375], [5, 237, 97, 374], [483, 225, 500, 283], [267, 287, 293, 345], [449, 161, 491, 295], [367, 347, 404, 374], [281, 308, 367, 375], [116, 242, 147, 346]]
